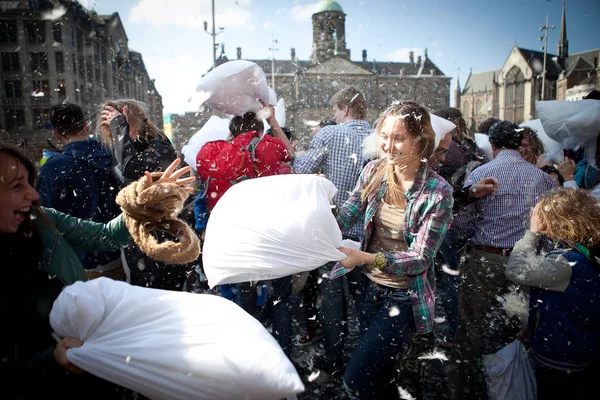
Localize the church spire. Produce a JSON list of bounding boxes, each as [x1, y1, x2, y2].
[[453, 67, 461, 109], [558, 0, 568, 59]]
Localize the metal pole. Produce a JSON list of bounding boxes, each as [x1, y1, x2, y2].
[[212, 0, 216, 69], [541, 14, 548, 101], [270, 33, 277, 91]]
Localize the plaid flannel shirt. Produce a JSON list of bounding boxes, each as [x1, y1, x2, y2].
[[293, 120, 372, 239], [336, 160, 454, 333]]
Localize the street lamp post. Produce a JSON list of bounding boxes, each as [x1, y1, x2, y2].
[[204, 0, 224, 70], [269, 33, 278, 91], [539, 14, 555, 101]]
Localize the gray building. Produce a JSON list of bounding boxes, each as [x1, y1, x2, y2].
[[0, 0, 163, 161], [174, 0, 450, 150], [457, 1, 599, 129]]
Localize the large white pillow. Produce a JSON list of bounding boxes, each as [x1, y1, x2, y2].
[[50, 278, 304, 400], [202, 174, 346, 287], [195, 60, 277, 116]]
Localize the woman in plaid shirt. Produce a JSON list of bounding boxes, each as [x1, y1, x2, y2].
[[336, 101, 454, 399]]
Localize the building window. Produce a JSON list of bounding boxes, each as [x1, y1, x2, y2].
[[69, 25, 75, 47], [5, 109, 26, 130], [475, 99, 483, 115], [52, 22, 62, 43], [76, 28, 83, 51], [26, 21, 46, 44], [57, 79, 66, 97], [5, 81, 22, 98], [1, 52, 20, 72], [55, 52, 64, 73], [33, 108, 52, 130], [86, 56, 93, 81], [78, 56, 84, 77], [0, 21, 18, 43], [32, 80, 50, 96], [29, 52, 49, 75], [504, 66, 525, 123], [462, 100, 470, 117]]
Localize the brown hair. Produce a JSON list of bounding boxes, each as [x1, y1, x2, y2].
[[435, 107, 472, 142], [0, 141, 48, 234], [229, 112, 264, 138], [477, 117, 500, 135], [96, 99, 165, 147], [520, 126, 544, 165], [330, 87, 367, 120], [535, 188, 600, 246], [361, 101, 436, 207]]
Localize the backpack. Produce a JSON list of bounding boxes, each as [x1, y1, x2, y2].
[[196, 132, 263, 211]]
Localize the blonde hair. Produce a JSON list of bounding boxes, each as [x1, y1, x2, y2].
[[330, 87, 367, 120], [361, 101, 436, 208], [536, 188, 600, 246], [96, 99, 165, 147]]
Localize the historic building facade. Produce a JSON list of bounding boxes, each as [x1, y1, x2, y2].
[[457, 1, 599, 129], [174, 0, 450, 149], [0, 0, 162, 160]]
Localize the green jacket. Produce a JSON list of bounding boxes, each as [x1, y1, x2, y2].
[[38, 207, 131, 285], [5, 208, 131, 389]]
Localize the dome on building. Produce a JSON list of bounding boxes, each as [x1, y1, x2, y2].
[[314, 0, 344, 14]]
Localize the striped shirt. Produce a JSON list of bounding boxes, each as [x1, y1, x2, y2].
[[337, 160, 454, 333], [458, 150, 556, 248], [293, 120, 372, 239]]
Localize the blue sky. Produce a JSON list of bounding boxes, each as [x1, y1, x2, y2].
[[87, 0, 600, 114]]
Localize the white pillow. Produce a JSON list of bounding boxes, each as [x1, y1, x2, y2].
[[195, 60, 277, 116], [50, 278, 304, 400], [202, 174, 346, 287], [181, 115, 230, 171]]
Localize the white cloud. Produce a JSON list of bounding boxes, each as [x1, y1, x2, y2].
[[429, 39, 439, 47], [128, 0, 252, 30], [386, 47, 423, 62], [288, 2, 321, 21], [151, 52, 210, 114]]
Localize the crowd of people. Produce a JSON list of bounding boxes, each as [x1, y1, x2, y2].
[[1, 86, 599, 400]]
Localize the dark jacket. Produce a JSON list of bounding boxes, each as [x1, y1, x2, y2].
[[108, 114, 195, 290], [0, 208, 130, 399], [506, 231, 600, 372], [37, 139, 121, 269], [109, 114, 176, 185]]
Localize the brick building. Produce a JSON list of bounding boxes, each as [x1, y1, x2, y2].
[[174, 0, 450, 151], [0, 0, 162, 160], [457, 1, 599, 129]]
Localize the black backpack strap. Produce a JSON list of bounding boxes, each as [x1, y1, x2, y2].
[[245, 136, 262, 162]]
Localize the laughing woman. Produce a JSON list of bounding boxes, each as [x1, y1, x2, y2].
[[335, 101, 454, 399], [0, 142, 193, 399]]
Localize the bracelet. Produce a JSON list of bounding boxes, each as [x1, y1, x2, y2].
[[373, 252, 386, 270]]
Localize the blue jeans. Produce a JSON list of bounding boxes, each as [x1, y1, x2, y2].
[[270, 276, 293, 357], [318, 261, 366, 372], [436, 229, 463, 339], [344, 283, 416, 400], [236, 277, 293, 358]]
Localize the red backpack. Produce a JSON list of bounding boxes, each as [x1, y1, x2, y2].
[[196, 132, 262, 211]]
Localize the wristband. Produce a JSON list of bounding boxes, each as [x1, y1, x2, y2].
[[373, 252, 386, 270]]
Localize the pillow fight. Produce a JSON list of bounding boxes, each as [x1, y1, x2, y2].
[[1, 59, 599, 400]]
